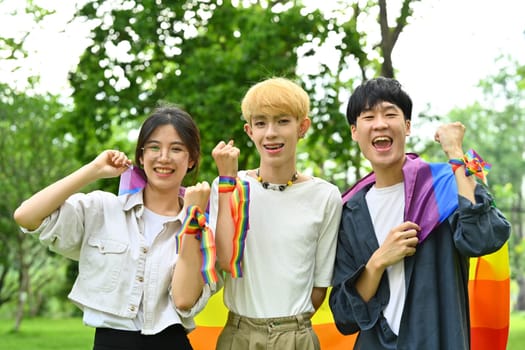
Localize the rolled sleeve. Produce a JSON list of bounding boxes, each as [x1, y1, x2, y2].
[[20, 197, 86, 260], [330, 262, 385, 335], [176, 282, 218, 319], [453, 185, 511, 256]]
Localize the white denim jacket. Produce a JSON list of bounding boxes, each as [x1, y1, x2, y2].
[[22, 189, 219, 335]]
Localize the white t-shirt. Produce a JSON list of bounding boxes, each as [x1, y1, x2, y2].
[[366, 182, 406, 335], [143, 207, 177, 246], [209, 171, 343, 318]]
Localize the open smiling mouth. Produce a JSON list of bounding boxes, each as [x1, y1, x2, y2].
[[372, 136, 392, 150], [264, 144, 284, 152], [155, 167, 174, 174]]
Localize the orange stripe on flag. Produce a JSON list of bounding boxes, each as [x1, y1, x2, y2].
[[468, 243, 510, 350], [314, 323, 357, 349], [468, 245, 510, 281], [468, 278, 510, 329], [189, 327, 222, 350]]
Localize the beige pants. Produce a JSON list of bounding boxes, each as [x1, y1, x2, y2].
[[215, 311, 320, 350]]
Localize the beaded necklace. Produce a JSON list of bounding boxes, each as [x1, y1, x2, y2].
[[256, 168, 298, 191]]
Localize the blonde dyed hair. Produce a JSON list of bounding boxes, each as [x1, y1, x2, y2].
[[241, 77, 310, 124]]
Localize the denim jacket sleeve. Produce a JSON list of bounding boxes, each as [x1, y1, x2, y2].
[[451, 184, 511, 256], [329, 193, 389, 335]]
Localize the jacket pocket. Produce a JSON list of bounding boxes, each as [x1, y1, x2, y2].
[[88, 237, 128, 254], [80, 237, 129, 292]]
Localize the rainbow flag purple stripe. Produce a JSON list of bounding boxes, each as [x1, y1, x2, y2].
[[118, 166, 186, 197], [342, 153, 457, 241], [118, 166, 147, 196]]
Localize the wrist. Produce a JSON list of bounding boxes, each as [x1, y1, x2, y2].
[[368, 251, 387, 273], [82, 163, 105, 183], [218, 176, 236, 193], [448, 149, 491, 185], [445, 148, 464, 160]]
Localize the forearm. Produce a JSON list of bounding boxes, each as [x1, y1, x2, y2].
[[355, 253, 386, 302], [311, 287, 327, 314], [447, 149, 477, 204], [13, 163, 100, 230], [215, 192, 235, 271], [171, 235, 206, 310]]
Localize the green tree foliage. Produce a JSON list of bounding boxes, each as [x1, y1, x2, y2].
[[461, 61, 525, 310], [0, 0, 425, 324], [432, 58, 525, 309], [299, 0, 420, 188], [65, 0, 332, 184], [64, 0, 421, 189], [0, 83, 80, 328]]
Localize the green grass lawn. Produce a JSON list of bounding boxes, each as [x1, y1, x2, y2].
[[509, 311, 525, 349], [0, 317, 93, 350], [1, 313, 525, 349]]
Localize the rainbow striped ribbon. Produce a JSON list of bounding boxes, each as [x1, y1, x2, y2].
[[176, 205, 218, 284], [227, 178, 250, 278]]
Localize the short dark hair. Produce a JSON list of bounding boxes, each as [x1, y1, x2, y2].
[[346, 77, 413, 125], [135, 106, 201, 177]]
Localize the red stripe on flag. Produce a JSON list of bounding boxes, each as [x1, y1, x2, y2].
[[470, 326, 509, 350]]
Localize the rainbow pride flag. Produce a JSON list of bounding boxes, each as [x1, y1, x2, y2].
[[469, 243, 510, 350], [342, 153, 509, 350]]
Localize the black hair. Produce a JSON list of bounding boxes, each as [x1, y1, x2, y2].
[[135, 106, 200, 177], [346, 77, 413, 125]]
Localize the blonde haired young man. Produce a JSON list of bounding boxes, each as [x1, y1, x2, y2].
[[210, 77, 343, 350]]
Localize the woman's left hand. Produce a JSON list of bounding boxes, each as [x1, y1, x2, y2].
[[184, 181, 211, 211]]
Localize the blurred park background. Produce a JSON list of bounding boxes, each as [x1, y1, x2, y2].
[[1, 0, 524, 348]]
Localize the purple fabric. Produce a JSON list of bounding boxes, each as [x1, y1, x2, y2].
[[118, 166, 186, 197], [118, 166, 147, 195], [342, 154, 458, 242]]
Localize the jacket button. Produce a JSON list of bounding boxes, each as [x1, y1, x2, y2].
[[129, 305, 136, 312]]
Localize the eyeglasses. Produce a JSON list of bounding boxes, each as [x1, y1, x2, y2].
[[141, 145, 188, 158]]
